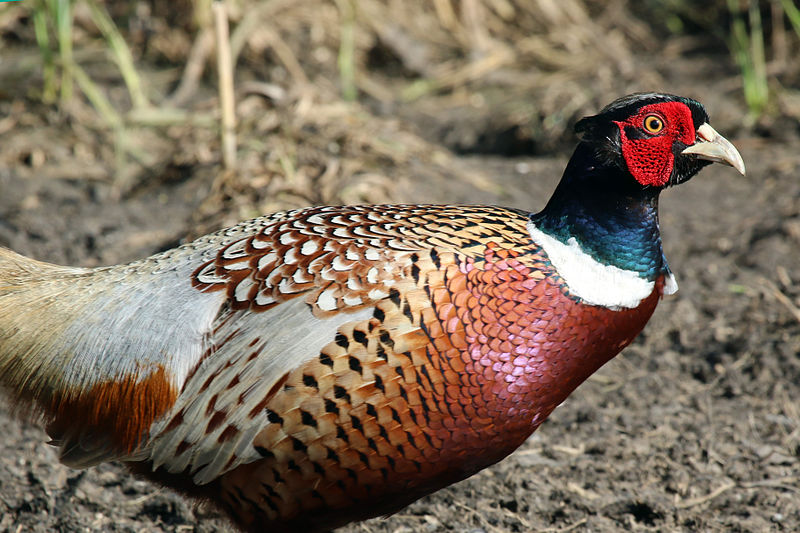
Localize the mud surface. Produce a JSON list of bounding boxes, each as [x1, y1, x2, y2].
[[1, 6, 800, 532]]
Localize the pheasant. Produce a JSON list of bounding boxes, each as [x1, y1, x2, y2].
[[0, 93, 744, 532]]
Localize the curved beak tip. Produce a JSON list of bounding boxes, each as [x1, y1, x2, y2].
[[682, 123, 746, 176]]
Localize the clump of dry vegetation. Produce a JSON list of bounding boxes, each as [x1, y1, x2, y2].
[[0, 0, 798, 232]]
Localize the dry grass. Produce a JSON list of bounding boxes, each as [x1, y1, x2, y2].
[[0, 0, 798, 229]]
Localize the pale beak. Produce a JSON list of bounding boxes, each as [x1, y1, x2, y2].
[[681, 123, 746, 175]]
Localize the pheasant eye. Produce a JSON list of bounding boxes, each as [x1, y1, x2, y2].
[[643, 114, 664, 134]]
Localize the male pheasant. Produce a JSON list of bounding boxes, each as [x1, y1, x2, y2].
[[0, 93, 744, 532]]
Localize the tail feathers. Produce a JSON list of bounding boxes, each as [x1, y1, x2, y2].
[[0, 247, 102, 455], [0, 246, 87, 283], [0, 247, 95, 404], [0, 246, 224, 469], [44, 365, 178, 468]]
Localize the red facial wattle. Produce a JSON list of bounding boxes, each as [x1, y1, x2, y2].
[[615, 101, 697, 187]]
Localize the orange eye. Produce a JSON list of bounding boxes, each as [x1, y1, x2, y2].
[[643, 114, 664, 134]]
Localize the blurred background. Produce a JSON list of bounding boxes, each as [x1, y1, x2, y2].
[[0, 0, 797, 260], [0, 1, 799, 532]]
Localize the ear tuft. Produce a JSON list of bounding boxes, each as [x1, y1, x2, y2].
[[574, 115, 595, 136]]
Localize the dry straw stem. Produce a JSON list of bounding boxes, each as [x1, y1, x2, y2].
[[760, 277, 800, 324], [675, 480, 737, 509], [213, 0, 237, 171], [675, 476, 800, 509]]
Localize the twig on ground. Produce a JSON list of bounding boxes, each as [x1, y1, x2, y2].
[[539, 517, 588, 533], [760, 277, 800, 324], [675, 480, 736, 508]]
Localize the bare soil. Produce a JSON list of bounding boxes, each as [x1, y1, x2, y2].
[[1, 2, 800, 532]]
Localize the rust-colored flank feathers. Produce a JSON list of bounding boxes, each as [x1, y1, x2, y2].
[[47, 365, 178, 456], [0, 94, 745, 533]]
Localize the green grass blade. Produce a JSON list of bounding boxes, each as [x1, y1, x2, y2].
[[84, 0, 149, 109], [56, 0, 73, 104], [32, 1, 57, 103], [779, 0, 800, 39]]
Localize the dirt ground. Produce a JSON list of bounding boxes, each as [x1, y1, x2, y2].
[[1, 2, 800, 532]]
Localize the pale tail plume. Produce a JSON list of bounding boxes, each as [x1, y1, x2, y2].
[[0, 246, 224, 468], [0, 247, 95, 416], [0, 246, 82, 280]]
